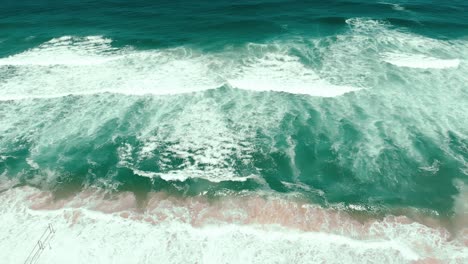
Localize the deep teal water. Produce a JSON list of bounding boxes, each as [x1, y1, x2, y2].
[[0, 0, 467, 215]]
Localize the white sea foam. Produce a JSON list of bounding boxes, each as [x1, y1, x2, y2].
[[0, 36, 117, 66], [132, 168, 258, 183], [316, 18, 468, 177], [118, 94, 258, 183], [0, 22, 465, 103], [228, 52, 360, 97], [0, 38, 224, 100], [1, 20, 468, 185], [382, 52, 461, 69], [0, 36, 360, 101], [379, 2, 406, 11], [453, 180, 468, 234], [391, 4, 405, 11], [0, 19, 467, 264], [0, 186, 466, 264]]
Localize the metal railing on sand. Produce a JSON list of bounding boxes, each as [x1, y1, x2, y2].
[[24, 224, 55, 264]]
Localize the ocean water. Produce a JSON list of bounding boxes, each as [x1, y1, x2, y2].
[[0, 0, 467, 263]]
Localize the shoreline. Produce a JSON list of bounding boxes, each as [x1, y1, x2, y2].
[[1, 184, 466, 263]]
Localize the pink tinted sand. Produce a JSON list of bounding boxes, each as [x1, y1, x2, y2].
[[25, 187, 460, 239], [10, 186, 466, 262]]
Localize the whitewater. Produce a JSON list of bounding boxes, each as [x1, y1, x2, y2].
[[1, 1, 468, 263]]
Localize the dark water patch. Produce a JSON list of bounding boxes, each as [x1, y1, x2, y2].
[[386, 18, 468, 39], [2, 0, 467, 56]]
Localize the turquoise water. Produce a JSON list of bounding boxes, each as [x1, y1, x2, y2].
[[0, 0, 467, 217]]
